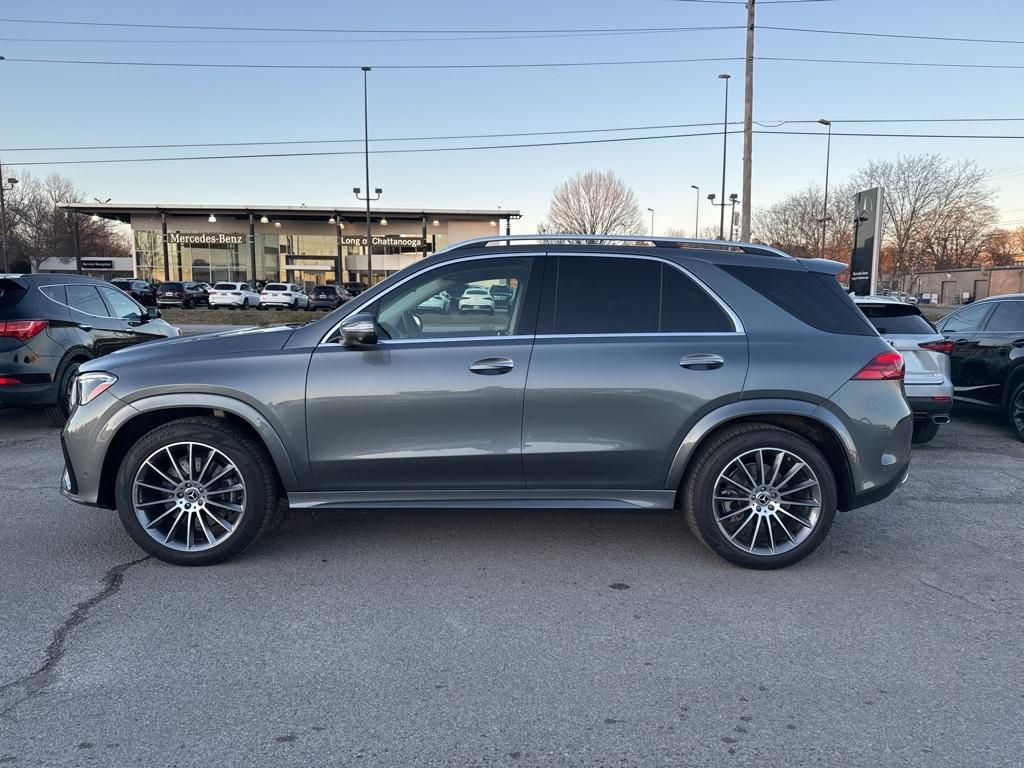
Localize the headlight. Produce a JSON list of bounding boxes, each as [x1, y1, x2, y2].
[[73, 372, 118, 407]]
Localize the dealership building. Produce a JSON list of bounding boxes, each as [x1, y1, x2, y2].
[[59, 203, 520, 286]]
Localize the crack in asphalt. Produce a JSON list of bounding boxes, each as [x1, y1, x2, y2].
[[0, 555, 150, 720]]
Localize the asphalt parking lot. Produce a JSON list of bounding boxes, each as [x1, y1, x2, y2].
[[0, 407, 1021, 767]]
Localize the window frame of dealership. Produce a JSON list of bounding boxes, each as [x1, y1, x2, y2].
[[58, 204, 520, 286]]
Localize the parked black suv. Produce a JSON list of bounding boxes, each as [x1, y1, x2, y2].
[[156, 281, 209, 309], [0, 274, 179, 423], [343, 281, 368, 297], [309, 284, 350, 311], [936, 294, 1024, 440], [110, 278, 157, 306]]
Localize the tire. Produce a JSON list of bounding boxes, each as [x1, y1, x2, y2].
[[291, 299, 298, 310], [1008, 381, 1024, 442], [44, 358, 83, 427], [911, 419, 940, 444], [114, 416, 282, 566], [242, 299, 249, 310], [183, 298, 193, 310], [682, 423, 837, 570], [210, 304, 218, 310]]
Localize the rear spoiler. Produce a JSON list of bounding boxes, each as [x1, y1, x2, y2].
[[0, 275, 29, 290], [799, 258, 847, 276]]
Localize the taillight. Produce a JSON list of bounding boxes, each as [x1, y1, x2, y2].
[[0, 320, 49, 341], [0, 376, 20, 385], [852, 351, 904, 381], [919, 340, 954, 356]]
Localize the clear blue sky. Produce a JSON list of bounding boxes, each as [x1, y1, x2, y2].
[[2, 0, 1024, 233]]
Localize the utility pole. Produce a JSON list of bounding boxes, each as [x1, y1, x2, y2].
[[740, 0, 755, 242], [362, 66, 373, 285]]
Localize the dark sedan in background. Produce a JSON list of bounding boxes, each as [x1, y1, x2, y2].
[[110, 278, 157, 306], [0, 273, 179, 424], [937, 293, 1024, 440]]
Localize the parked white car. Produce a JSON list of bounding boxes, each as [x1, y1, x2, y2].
[[417, 292, 451, 314], [260, 283, 310, 310], [854, 295, 952, 443], [458, 286, 495, 315], [208, 282, 261, 310]]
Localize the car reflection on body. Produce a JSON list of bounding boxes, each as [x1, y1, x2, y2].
[[458, 286, 495, 315]]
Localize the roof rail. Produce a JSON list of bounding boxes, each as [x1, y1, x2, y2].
[[436, 234, 793, 259]]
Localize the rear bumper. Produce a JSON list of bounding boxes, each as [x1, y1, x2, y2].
[[907, 394, 953, 423], [0, 379, 56, 408], [845, 458, 911, 511], [209, 296, 253, 307]]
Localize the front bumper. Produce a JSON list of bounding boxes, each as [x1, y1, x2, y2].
[[59, 389, 137, 508]]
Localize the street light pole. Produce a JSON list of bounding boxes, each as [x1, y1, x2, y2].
[[361, 66, 373, 284], [690, 185, 700, 239], [717, 73, 731, 240], [0, 162, 18, 272], [647, 207, 655, 237], [818, 118, 833, 258]]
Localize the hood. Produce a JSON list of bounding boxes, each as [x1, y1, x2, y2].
[[79, 325, 297, 374]]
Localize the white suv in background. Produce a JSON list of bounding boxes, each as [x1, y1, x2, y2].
[[260, 283, 311, 310], [208, 282, 261, 310], [854, 295, 953, 443]]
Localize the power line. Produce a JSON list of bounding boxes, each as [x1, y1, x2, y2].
[[13, 127, 1024, 168], [761, 25, 1024, 46], [1, 55, 742, 70], [0, 17, 740, 34], [760, 55, 1024, 71]]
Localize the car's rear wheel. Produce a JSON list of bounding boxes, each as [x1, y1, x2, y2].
[[44, 359, 82, 426], [115, 417, 282, 565], [911, 419, 940, 444], [682, 423, 837, 569], [1009, 382, 1024, 442]]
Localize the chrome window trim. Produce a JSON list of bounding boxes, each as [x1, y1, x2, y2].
[[317, 250, 743, 346], [318, 252, 545, 345], [376, 335, 535, 346], [40, 282, 116, 320]]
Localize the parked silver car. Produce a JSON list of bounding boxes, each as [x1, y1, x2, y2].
[[60, 235, 913, 569], [854, 296, 952, 443]]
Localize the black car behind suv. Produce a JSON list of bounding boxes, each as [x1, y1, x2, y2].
[[0, 273, 179, 423], [156, 281, 209, 309], [937, 293, 1024, 440], [110, 278, 157, 306]]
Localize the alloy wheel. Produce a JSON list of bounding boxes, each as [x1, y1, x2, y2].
[[712, 447, 821, 556], [132, 441, 247, 552]]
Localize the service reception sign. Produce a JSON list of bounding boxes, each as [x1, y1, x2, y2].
[[850, 188, 883, 296]]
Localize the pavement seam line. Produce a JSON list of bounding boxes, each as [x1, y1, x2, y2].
[[0, 555, 150, 720]]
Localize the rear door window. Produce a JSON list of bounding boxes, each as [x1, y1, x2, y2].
[[857, 304, 936, 335], [983, 301, 1024, 332], [551, 256, 661, 334], [39, 284, 67, 306], [66, 284, 111, 317]]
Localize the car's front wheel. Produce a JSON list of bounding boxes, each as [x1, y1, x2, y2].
[[114, 417, 282, 565], [682, 423, 837, 569], [1009, 381, 1024, 442], [45, 359, 82, 426]]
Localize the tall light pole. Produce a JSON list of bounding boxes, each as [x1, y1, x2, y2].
[[354, 186, 381, 285], [361, 65, 374, 284], [0, 163, 18, 272], [690, 185, 700, 238], [717, 73, 731, 240], [647, 207, 655, 237], [740, 0, 756, 241], [818, 118, 833, 258], [708, 193, 730, 240]]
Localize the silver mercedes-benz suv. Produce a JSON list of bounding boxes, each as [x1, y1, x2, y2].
[[60, 235, 913, 569]]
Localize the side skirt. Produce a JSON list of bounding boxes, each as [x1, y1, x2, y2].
[[287, 489, 677, 511]]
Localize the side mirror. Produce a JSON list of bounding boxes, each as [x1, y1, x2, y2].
[[146, 306, 161, 320], [340, 312, 378, 346]]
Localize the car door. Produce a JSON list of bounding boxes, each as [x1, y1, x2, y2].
[[937, 302, 998, 404], [64, 283, 130, 356], [305, 254, 542, 491], [975, 300, 1024, 405], [98, 286, 162, 346], [522, 254, 748, 491]]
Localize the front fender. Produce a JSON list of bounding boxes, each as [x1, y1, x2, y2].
[[663, 398, 857, 491]]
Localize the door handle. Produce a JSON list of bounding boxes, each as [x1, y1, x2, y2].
[[79, 325, 93, 332], [679, 353, 725, 370], [469, 357, 515, 375]]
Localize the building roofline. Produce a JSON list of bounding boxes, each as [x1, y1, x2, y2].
[[61, 202, 521, 225]]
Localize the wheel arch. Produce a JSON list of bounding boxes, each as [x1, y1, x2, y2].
[[95, 394, 302, 509], [666, 399, 857, 511]]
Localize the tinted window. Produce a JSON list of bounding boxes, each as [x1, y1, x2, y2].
[[553, 256, 660, 334], [265, 284, 287, 291], [375, 257, 534, 341], [722, 265, 874, 336], [39, 284, 67, 306], [99, 287, 142, 321], [984, 301, 1024, 332], [162, 282, 184, 291], [213, 283, 236, 290], [0, 280, 27, 315], [857, 303, 936, 335], [661, 265, 733, 332], [940, 303, 990, 333], [66, 284, 110, 317]]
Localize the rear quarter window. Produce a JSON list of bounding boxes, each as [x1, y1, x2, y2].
[[857, 304, 936, 335], [722, 265, 875, 336], [0, 280, 28, 315]]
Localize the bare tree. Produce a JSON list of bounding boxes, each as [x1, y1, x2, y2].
[[983, 228, 1022, 266], [751, 182, 856, 260], [540, 170, 646, 235]]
